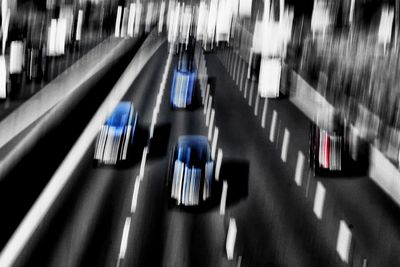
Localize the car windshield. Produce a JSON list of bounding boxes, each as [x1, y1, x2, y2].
[[176, 136, 210, 167], [105, 102, 134, 128]]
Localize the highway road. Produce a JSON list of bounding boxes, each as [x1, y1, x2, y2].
[[1, 39, 400, 267]]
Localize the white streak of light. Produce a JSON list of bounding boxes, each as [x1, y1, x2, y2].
[[226, 218, 237, 260], [294, 151, 305, 186], [215, 148, 223, 181], [139, 147, 148, 180], [261, 98, 268, 128], [313, 181, 326, 220], [208, 109, 215, 141], [269, 110, 277, 142], [158, 1, 166, 33], [281, 128, 290, 162], [211, 127, 219, 160], [128, 4, 136, 37], [131, 177, 141, 213], [336, 220, 352, 263], [118, 217, 131, 259], [220, 180, 228, 215], [115, 6, 122, 37], [206, 96, 213, 126]]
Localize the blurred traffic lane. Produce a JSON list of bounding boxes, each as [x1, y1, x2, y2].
[[121, 51, 230, 267], [206, 51, 400, 266], [0, 35, 146, 254], [10, 40, 170, 267]]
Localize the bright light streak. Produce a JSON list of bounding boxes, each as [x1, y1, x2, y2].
[[128, 4, 136, 37], [220, 180, 228, 215], [131, 177, 141, 213], [294, 151, 305, 186], [226, 218, 237, 260], [215, 148, 223, 181], [336, 220, 352, 263], [115, 6, 122, 37], [313, 182, 326, 220], [118, 217, 131, 259]]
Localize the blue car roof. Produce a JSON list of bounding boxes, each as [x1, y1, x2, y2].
[[105, 102, 134, 127]]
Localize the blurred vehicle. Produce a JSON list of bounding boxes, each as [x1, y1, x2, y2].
[[170, 68, 197, 109], [309, 123, 344, 176], [94, 101, 138, 166], [167, 135, 215, 206]]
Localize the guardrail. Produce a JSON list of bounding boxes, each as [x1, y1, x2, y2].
[[0, 29, 165, 267]]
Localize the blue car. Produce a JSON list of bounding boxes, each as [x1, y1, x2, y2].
[[94, 102, 138, 165], [170, 68, 197, 109], [168, 135, 214, 206]]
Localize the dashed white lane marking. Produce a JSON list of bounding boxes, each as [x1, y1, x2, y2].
[[244, 80, 249, 99], [215, 148, 223, 181], [118, 217, 131, 260], [305, 171, 311, 198], [236, 59, 242, 85], [269, 110, 278, 142], [240, 62, 246, 91], [220, 180, 228, 215], [336, 220, 352, 264], [261, 98, 268, 128], [281, 128, 290, 162], [206, 95, 213, 126], [313, 181, 326, 220], [211, 127, 219, 160], [203, 83, 210, 105], [229, 51, 234, 74], [363, 258, 368, 267], [139, 147, 148, 181], [254, 94, 260, 116], [233, 54, 238, 78], [247, 50, 253, 79], [295, 151, 305, 186], [131, 176, 140, 213], [204, 85, 210, 114], [208, 109, 215, 141], [248, 80, 254, 106], [226, 218, 237, 260]]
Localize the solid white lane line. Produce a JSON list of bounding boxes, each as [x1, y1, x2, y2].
[[261, 98, 268, 128], [295, 151, 305, 186], [139, 147, 148, 181], [131, 176, 140, 213], [215, 148, 223, 181], [226, 218, 237, 260], [281, 128, 290, 162], [206, 96, 213, 126], [211, 127, 219, 160], [313, 181, 326, 220], [208, 109, 215, 141], [118, 217, 131, 260], [269, 110, 277, 142], [220, 180, 228, 215]]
